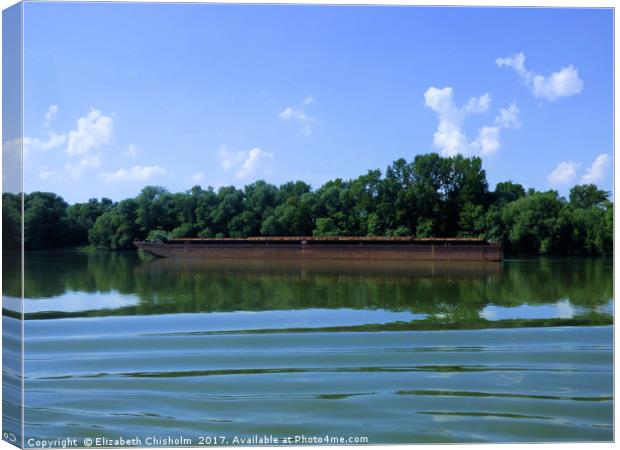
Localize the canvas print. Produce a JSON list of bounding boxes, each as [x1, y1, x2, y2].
[[2, 1, 614, 447]]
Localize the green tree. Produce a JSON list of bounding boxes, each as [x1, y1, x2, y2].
[[89, 199, 140, 249], [194, 187, 219, 237], [313, 217, 342, 236], [210, 186, 244, 236], [2, 193, 21, 250], [261, 189, 314, 236], [499, 191, 567, 254], [24, 192, 72, 249], [135, 186, 178, 238], [416, 218, 435, 238], [410, 153, 448, 234], [442, 155, 489, 235], [569, 184, 610, 209], [494, 181, 525, 207], [458, 203, 485, 237], [67, 198, 113, 244]]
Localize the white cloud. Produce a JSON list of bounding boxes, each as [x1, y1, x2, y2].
[[219, 146, 274, 180], [6, 108, 114, 183], [17, 108, 108, 158], [279, 107, 310, 121], [496, 52, 583, 102], [496, 52, 528, 78], [532, 66, 583, 101], [548, 161, 579, 186], [237, 148, 274, 179], [191, 172, 205, 183], [219, 146, 241, 171], [60, 109, 114, 178], [66, 109, 113, 156], [44, 105, 59, 126], [581, 154, 611, 184], [125, 144, 139, 158], [495, 102, 521, 129], [476, 126, 500, 156], [424, 86, 479, 156], [279, 96, 316, 136], [21, 133, 68, 155], [548, 154, 611, 188], [100, 165, 166, 183], [424, 87, 517, 157], [464, 93, 491, 113], [41, 133, 68, 150], [65, 154, 102, 179]]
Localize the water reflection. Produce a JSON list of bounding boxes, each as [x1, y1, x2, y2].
[[480, 300, 599, 321], [2, 250, 612, 329], [8, 250, 613, 443]]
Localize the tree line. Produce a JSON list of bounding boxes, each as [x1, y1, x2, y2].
[[2, 153, 613, 255]]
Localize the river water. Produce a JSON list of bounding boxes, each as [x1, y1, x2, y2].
[[3, 251, 613, 444]]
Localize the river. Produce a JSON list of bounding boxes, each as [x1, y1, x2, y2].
[[2, 250, 613, 444]]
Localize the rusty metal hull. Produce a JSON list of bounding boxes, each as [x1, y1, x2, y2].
[[134, 241, 503, 262]]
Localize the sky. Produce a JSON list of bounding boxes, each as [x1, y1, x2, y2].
[[8, 3, 614, 203]]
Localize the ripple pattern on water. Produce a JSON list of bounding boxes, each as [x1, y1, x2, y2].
[[8, 254, 614, 444], [23, 316, 612, 443]]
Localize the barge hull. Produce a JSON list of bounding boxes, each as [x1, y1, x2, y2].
[[135, 241, 502, 262]]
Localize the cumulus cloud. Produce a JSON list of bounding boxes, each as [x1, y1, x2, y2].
[[1, 134, 67, 187], [44, 105, 59, 126], [23, 133, 67, 153], [100, 165, 166, 183], [424, 87, 483, 156], [463, 93, 491, 113], [219, 146, 274, 180], [58, 109, 114, 178], [218, 146, 240, 171], [65, 154, 102, 179], [279, 96, 316, 136], [548, 161, 579, 186], [8, 107, 116, 183], [495, 102, 521, 129], [237, 148, 274, 179], [476, 126, 501, 155], [424, 87, 518, 157], [66, 109, 113, 156], [191, 172, 205, 183], [38, 108, 112, 158], [496, 52, 583, 102], [581, 154, 611, 184]]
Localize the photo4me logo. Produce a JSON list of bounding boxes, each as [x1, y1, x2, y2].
[[231, 435, 369, 445]]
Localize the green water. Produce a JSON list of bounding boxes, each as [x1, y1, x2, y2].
[[3, 251, 613, 444]]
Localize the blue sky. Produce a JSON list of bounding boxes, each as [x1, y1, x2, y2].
[[16, 3, 613, 204]]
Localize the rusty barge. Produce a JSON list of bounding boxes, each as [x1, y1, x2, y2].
[[134, 236, 502, 262]]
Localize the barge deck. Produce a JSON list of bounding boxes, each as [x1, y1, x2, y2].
[[134, 237, 502, 262]]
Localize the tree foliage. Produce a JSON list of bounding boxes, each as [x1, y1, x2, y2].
[[4, 153, 613, 255]]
